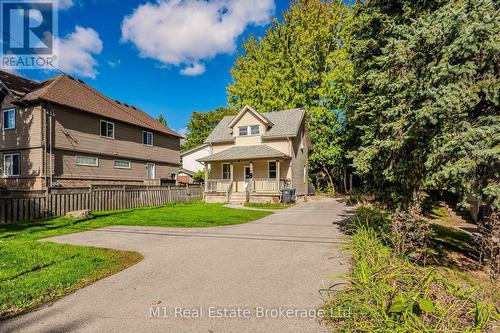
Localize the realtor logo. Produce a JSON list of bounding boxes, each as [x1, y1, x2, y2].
[[1, 0, 58, 69]]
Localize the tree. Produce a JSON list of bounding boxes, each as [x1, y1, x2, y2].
[[227, 0, 352, 191], [157, 113, 168, 126], [182, 107, 236, 151], [347, 0, 499, 209]]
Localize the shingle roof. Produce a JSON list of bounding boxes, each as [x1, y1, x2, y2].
[[205, 108, 305, 143], [0, 70, 40, 97], [0, 70, 182, 138], [197, 145, 289, 162]]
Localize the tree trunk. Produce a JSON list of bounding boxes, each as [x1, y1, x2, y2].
[[343, 165, 348, 194], [323, 165, 335, 194]]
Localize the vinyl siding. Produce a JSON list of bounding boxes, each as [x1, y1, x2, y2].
[[1, 96, 43, 150], [54, 150, 177, 181], [52, 106, 180, 165]]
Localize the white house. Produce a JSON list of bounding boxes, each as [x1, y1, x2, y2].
[[178, 143, 211, 184]]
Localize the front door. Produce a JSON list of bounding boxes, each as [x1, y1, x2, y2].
[[146, 163, 156, 179], [244, 165, 251, 189]]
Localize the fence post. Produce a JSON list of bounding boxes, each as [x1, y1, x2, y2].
[[168, 186, 172, 202], [89, 185, 94, 211]]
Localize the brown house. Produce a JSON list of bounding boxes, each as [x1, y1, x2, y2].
[[0, 70, 182, 190]]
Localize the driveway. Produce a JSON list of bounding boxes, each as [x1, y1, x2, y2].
[[2, 198, 353, 333]]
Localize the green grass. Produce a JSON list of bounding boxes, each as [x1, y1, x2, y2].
[[244, 202, 293, 210], [0, 202, 272, 317]]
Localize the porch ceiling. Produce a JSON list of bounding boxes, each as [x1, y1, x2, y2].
[[197, 145, 289, 163]]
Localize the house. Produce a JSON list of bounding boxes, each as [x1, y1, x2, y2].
[[198, 105, 309, 203], [0, 70, 182, 190], [178, 143, 211, 184]]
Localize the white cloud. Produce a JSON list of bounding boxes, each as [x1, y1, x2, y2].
[[179, 62, 205, 76], [56, 26, 103, 78], [177, 127, 188, 136], [121, 0, 274, 76], [58, 0, 75, 10]]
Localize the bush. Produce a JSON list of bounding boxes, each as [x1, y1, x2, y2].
[[350, 205, 390, 241], [323, 226, 496, 332], [391, 206, 432, 259]]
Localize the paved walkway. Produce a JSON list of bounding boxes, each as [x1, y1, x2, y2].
[[2, 198, 353, 333]]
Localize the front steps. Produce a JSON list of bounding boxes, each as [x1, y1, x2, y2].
[[229, 192, 247, 204]]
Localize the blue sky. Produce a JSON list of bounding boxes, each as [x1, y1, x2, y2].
[[12, 0, 291, 135]]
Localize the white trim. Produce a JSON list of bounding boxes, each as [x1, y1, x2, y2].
[[100, 120, 115, 139], [146, 163, 156, 179], [3, 153, 20, 176], [243, 165, 251, 185], [228, 105, 273, 128], [75, 155, 99, 167], [142, 130, 154, 146], [268, 160, 277, 179], [113, 159, 131, 169], [2, 108, 16, 130], [238, 125, 260, 137], [221, 162, 231, 180]]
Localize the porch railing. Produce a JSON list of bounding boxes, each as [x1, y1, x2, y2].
[[252, 178, 289, 192], [206, 179, 231, 192]]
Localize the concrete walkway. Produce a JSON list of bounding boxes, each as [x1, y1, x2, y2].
[[2, 198, 353, 333]]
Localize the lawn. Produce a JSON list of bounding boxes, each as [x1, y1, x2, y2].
[[244, 202, 293, 210], [0, 202, 272, 317]]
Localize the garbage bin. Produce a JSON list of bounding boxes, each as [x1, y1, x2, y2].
[[282, 188, 296, 204]]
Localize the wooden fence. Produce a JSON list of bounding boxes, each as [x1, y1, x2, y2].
[[0, 184, 202, 224]]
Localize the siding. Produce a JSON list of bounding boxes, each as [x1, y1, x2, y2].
[[181, 145, 211, 173], [1, 97, 43, 150], [0, 148, 45, 190], [290, 122, 308, 195], [53, 105, 180, 164], [54, 150, 177, 181]]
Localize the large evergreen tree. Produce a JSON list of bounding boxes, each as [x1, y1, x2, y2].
[[227, 0, 352, 191], [347, 0, 499, 208]]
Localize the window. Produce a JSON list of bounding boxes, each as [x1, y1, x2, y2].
[[268, 161, 277, 179], [100, 120, 114, 138], [238, 125, 260, 136], [170, 173, 177, 180], [146, 163, 156, 179], [113, 160, 130, 169], [143, 131, 153, 146], [3, 153, 20, 176], [222, 163, 231, 179], [238, 126, 248, 136], [3, 109, 15, 130], [76, 155, 98, 166]]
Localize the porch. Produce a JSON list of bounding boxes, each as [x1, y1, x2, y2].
[[197, 145, 291, 203]]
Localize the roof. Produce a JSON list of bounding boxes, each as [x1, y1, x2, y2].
[[0, 70, 40, 97], [0, 70, 182, 138], [180, 143, 209, 157], [179, 168, 196, 176], [205, 107, 306, 143], [228, 105, 273, 128], [197, 145, 289, 163]]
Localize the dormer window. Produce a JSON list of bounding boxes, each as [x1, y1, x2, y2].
[[238, 125, 260, 136]]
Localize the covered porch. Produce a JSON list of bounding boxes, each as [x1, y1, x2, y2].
[[198, 145, 291, 203]]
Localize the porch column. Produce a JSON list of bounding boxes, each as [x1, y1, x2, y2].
[[276, 160, 280, 191], [230, 163, 234, 189], [250, 161, 254, 191], [204, 163, 209, 192]]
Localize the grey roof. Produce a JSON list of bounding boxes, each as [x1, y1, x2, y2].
[[197, 145, 289, 163], [205, 108, 305, 143], [180, 143, 209, 157], [179, 168, 196, 176]]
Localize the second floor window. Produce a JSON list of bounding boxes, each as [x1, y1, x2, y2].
[[143, 131, 153, 146], [3, 108, 15, 130], [100, 120, 114, 138], [238, 125, 260, 136]]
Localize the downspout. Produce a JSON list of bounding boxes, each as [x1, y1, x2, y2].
[[47, 103, 55, 187]]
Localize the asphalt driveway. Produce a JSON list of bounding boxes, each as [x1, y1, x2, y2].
[[1, 198, 353, 333]]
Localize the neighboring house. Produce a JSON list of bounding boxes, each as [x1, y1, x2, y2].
[[0, 70, 182, 190], [198, 105, 310, 203], [179, 143, 211, 183]]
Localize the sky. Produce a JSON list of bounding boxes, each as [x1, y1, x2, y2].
[[7, 0, 291, 136]]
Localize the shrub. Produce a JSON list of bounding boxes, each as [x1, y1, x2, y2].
[[476, 211, 500, 280], [350, 205, 390, 242], [391, 206, 432, 259], [323, 226, 496, 332]]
